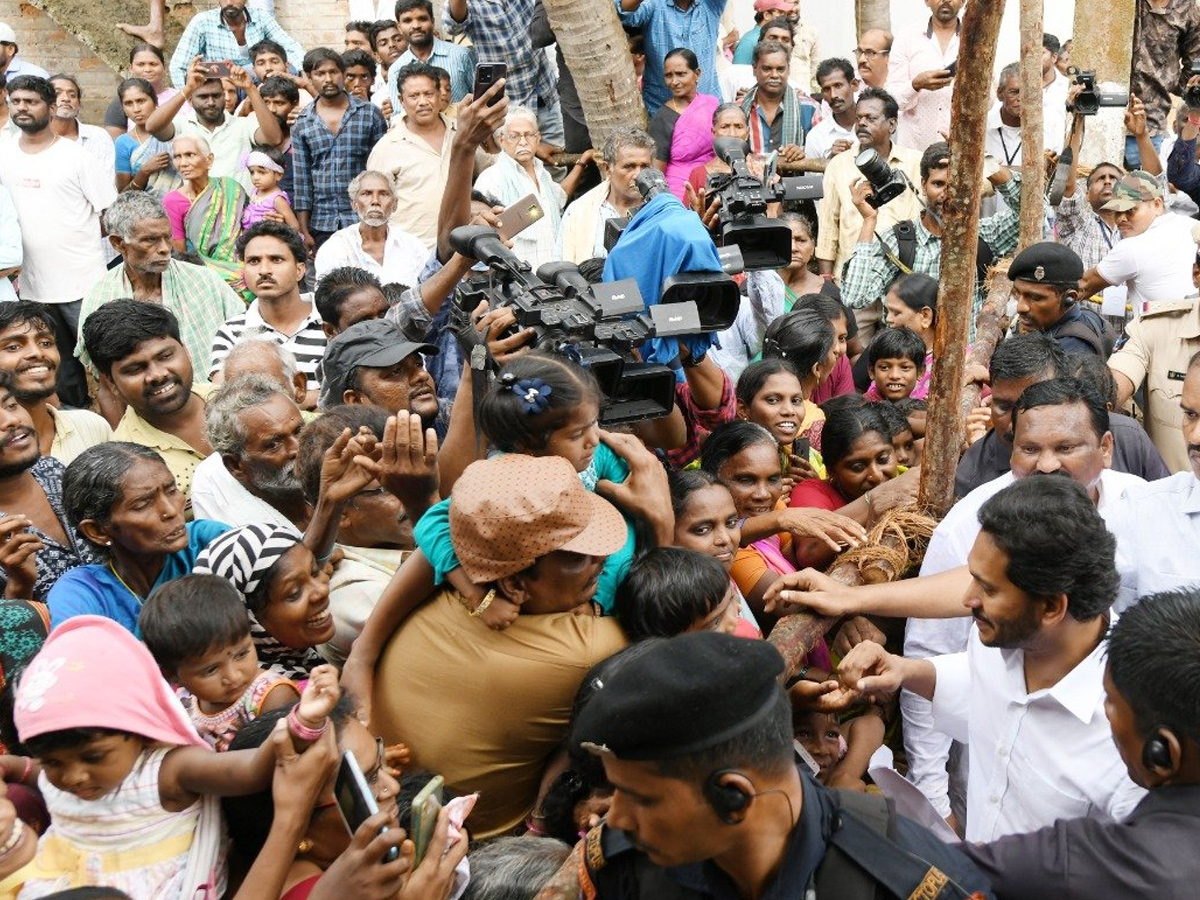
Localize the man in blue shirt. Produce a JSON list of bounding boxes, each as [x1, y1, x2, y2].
[[391, 0, 474, 110], [169, 0, 304, 87], [616, 0, 728, 117]]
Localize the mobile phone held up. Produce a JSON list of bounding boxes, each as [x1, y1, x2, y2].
[[498, 193, 545, 241], [410, 774, 444, 868], [944, 60, 957, 78], [473, 63, 507, 107], [334, 751, 400, 863], [202, 60, 233, 79]]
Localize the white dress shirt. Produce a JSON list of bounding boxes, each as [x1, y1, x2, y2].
[[1110, 470, 1200, 612], [313, 222, 430, 287], [190, 452, 296, 529], [803, 116, 855, 160], [902, 468, 1145, 817], [930, 625, 1146, 842]]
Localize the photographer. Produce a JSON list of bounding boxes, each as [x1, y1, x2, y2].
[[841, 141, 1022, 339], [1166, 75, 1200, 210]]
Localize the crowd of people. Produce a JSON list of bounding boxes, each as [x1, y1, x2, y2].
[[0, 0, 1195, 897]]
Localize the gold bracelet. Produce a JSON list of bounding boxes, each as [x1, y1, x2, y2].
[[469, 587, 498, 618]]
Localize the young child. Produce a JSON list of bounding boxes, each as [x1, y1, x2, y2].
[[241, 146, 299, 230], [736, 358, 825, 486], [139, 574, 300, 752], [614, 547, 740, 641], [0, 616, 339, 900], [876, 401, 917, 470], [793, 707, 846, 782], [865, 326, 927, 402]]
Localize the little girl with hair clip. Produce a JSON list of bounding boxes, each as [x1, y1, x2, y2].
[[0, 616, 340, 900], [240, 146, 299, 230]]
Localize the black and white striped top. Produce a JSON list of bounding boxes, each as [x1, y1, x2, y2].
[[209, 293, 328, 391]]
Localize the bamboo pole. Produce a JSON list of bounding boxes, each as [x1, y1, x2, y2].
[[1018, 0, 1046, 250], [917, 0, 1006, 521]]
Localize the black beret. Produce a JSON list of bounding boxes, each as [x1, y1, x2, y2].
[[572, 632, 786, 761], [1009, 241, 1084, 286]]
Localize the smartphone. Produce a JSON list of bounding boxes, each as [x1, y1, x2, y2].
[[334, 751, 400, 863], [497, 193, 545, 241], [202, 60, 232, 78], [473, 63, 507, 106], [410, 774, 444, 868], [944, 60, 957, 77], [793, 437, 811, 460]]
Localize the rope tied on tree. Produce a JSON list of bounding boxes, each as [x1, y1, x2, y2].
[[831, 505, 939, 584]]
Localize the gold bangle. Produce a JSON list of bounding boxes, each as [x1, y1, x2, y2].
[[469, 587, 498, 617]]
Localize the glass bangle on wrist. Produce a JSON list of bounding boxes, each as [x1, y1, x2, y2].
[[287, 705, 326, 742]]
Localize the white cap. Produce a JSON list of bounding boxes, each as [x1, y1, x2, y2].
[[0, 23, 16, 45]]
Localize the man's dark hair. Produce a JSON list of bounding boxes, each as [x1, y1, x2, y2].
[[752, 40, 790, 68], [140, 574, 252, 676], [369, 19, 399, 49], [396, 61, 440, 94], [430, 65, 450, 87], [920, 140, 951, 181], [1043, 32, 1061, 56], [1066, 352, 1118, 408], [815, 57, 855, 85], [258, 75, 300, 105], [345, 19, 374, 36], [976, 476, 1118, 622], [653, 690, 795, 781], [395, 0, 433, 17], [236, 221, 307, 262], [1012, 376, 1110, 444], [0, 301, 54, 342], [759, 16, 795, 39], [248, 38, 288, 63], [49, 73, 82, 98], [5, 74, 54, 105], [303, 47, 345, 75], [342, 48, 377, 79], [82, 299, 181, 378], [856, 86, 899, 121], [615, 548, 731, 641], [314, 266, 384, 327], [989, 332, 1069, 384], [867, 326, 926, 370], [1086, 162, 1124, 188], [1108, 588, 1200, 745]]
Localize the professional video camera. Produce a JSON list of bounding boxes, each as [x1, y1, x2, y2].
[[1067, 68, 1129, 116], [854, 148, 913, 208], [705, 136, 823, 270], [449, 224, 739, 424]]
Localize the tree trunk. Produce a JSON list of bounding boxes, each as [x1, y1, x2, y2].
[[855, 0, 891, 35], [542, 0, 647, 148], [1071, 0, 1137, 166], [1018, 0, 1045, 250], [918, 0, 1005, 520]]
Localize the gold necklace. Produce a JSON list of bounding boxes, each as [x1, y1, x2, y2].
[[107, 561, 145, 601]]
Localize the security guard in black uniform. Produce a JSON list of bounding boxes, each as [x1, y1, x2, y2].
[[1008, 242, 1109, 357], [571, 632, 994, 900]]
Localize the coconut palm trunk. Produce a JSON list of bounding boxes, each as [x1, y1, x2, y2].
[[856, 0, 891, 34]]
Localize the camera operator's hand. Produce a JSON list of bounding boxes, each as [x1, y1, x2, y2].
[[778, 144, 805, 164], [1124, 96, 1149, 138], [912, 68, 953, 92], [475, 305, 535, 364], [683, 183, 722, 230], [850, 178, 877, 220]]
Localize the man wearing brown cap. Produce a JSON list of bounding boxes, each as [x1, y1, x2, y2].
[[1077, 170, 1197, 311], [370, 453, 627, 837]]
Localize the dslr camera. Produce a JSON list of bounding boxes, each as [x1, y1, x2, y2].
[[854, 148, 912, 208], [705, 137, 823, 270], [1067, 68, 1129, 116]]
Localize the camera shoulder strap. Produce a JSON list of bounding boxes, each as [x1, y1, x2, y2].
[[887, 220, 918, 275]]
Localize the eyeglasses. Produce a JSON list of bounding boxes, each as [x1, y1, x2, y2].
[[506, 131, 540, 144], [854, 48, 890, 59]]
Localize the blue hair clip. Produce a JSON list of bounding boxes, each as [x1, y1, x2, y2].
[[512, 377, 553, 414]]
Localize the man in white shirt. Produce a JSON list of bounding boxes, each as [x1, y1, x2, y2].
[[1078, 171, 1197, 310], [838, 474, 1145, 841], [0, 23, 47, 80], [313, 170, 429, 287], [48, 75, 115, 181], [192, 373, 306, 528], [0, 75, 116, 408], [558, 127, 655, 263], [804, 58, 858, 162], [885, 0, 961, 151], [1040, 33, 1068, 155]]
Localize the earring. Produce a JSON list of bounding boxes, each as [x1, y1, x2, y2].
[[297, 838, 313, 855]]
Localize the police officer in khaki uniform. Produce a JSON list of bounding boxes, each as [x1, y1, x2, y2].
[[570, 632, 994, 900], [1108, 297, 1200, 473]]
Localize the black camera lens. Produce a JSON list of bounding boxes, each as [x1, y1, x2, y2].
[[855, 149, 892, 189]]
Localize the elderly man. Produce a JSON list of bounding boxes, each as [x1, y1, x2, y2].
[[80, 191, 245, 378], [48, 74, 115, 180], [886, 0, 961, 151], [558, 127, 655, 263], [191, 374, 307, 528], [222, 337, 310, 412], [0, 75, 116, 409], [0, 303, 111, 464], [168, 0, 303, 87], [854, 27, 892, 89], [740, 41, 811, 159], [1077, 171, 1197, 310], [313, 170, 430, 285], [473, 106, 573, 269], [82, 301, 213, 509]]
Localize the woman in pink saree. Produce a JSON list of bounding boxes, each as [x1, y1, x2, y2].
[[647, 48, 721, 200]]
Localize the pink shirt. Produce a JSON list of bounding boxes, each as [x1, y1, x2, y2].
[[162, 189, 191, 241], [885, 20, 960, 152]]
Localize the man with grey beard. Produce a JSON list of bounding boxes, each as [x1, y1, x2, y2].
[[191, 373, 309, 529], [313, 169, 430, 287]]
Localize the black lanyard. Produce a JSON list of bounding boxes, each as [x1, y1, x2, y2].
[[1098, 218, 1116, 250], [998, 129, 1021, 166]]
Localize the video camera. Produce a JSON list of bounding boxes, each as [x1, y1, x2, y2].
[[705, 137, 823, 270], [1067, 68, 1129, 116], [449, 225, 739, 424]]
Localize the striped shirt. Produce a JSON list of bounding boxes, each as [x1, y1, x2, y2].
[[168, 7, 304, 88], [442, 0, 555, 109], [209, 294, 327, 390]]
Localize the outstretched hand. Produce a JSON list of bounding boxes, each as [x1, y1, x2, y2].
[[319, 427, 378, 506], [763, 568, 860, 618], [355, 413, 440, 512]]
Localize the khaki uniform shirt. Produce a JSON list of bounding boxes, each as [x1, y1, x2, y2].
[[1108, 298, 1200, 473]]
